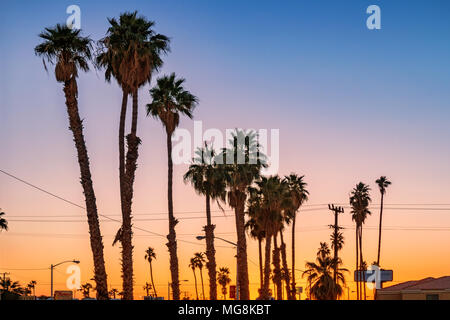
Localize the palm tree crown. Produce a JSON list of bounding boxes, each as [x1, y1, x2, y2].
[[303, 242, 348, 300], [147, 73, 198, 133], [145, 247, 156, 263], [0, 211, 8, 231], [97, 11, 170, 92], [35, 24, 92, 82], [376, 176, 391, 195]]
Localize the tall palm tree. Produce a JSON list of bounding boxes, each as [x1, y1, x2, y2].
[[97, 12, 170, 300], [302, 242, 348, 300], [144, 247, 158, 297], [184, 144, 226, 300], [330, 230, 344, 284], [217, 267, 231, 300], [147, 73, 197, 300], [247, 175, 288, 300], [349, 182, 371, 300], [35, 24, 108, 300], [0, 210, 7, 231], [189, 257, 199, 300], [194, 252, 206, 300], [283, 174, 309, 298], [375, 176, 391, 267], [217, 130, 267, 299]]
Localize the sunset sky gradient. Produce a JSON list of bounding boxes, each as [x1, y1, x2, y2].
[[1, 0, 450, 299]]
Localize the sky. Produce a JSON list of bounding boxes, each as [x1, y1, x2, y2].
[[1, 0, 450, 299]]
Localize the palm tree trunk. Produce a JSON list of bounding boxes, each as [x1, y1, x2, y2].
[[258, 237, 263, 292], [166, 129, 180, 300], [355, 226, 359, 300], [199, 268, 205, 300], [262, 233, 272, 299], [377, 192, 384, 266], [359, 227, 366, 300], [192, 268, 199, 300], [279, 231, 292, 300], [150, 261, 157, 297], [63, 78, 108, 300], [291, 212, 297, 299], [272, 233, 282, 300], [121, 88, 140, 300], [119, 89, 127, 218], [234, 193, 249, 299], [204, 193, 217, 300]]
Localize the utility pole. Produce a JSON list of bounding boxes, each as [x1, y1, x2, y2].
[[328, 204, 344, 284]]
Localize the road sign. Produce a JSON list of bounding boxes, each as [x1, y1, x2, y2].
[[354, 269, 393, 282], [54, 290, 73, 300]]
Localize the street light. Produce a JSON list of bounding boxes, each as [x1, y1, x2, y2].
[[168, 279, 188, 300], [196, 235, 239, 300], [50, 259, 80, 299]]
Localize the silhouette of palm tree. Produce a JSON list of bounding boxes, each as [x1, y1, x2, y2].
[[375, 176, 391, 266], [349, 182, 371, 300], [302, 243, 348, 300], [34, 24, 108, 300], [145, 247, 158, 297], [147, 73, 197, 300], [184, 144, 226, 300], [217, 267, 231, 300], [0, 210, 7, 231], [97, 12, 170, 300], [283, 174, 309, 298], [189, 257, 199, 300]]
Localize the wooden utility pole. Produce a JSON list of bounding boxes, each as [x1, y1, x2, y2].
[[328, 204, 344, 284]]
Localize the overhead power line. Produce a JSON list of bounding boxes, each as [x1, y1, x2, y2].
[[0, 169, 234, 249]]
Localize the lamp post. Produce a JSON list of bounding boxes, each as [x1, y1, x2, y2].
[[168, 279, 188, 300], [50, 259, 80, 299], [196, 235, 239, 300]]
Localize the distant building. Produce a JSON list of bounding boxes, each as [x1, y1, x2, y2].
[[376, 276, 450, 300]]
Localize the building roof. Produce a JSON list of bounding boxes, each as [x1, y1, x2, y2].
[[380, 276, 450, 291]]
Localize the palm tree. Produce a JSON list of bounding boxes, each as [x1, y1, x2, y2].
[[375, 176, 391, 267], [0, 278, 24, 295], [217, 267, 231, 300], [245, 217, 265, 292], [189, 257, 199, 300], [109, 288, 119, 299], [145, 247, 158, 297], [35, 24, 108, 300], [349, 182, 371, 300], [194, 252, 206, 300], [147, 73, 198, 300], [184, 144, 226, 300], [302, 242, 348, 300], [330, 230, 344, 284], [97, 12, 170, 300], [283, 174, 309, 299], [79, 283, 93, 299], [143, 282, 152, 297], [216, 130, 267, 299], [28, 280, 37, 296], [247, 176, 288, 299], [0, 210, 7, 231]]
